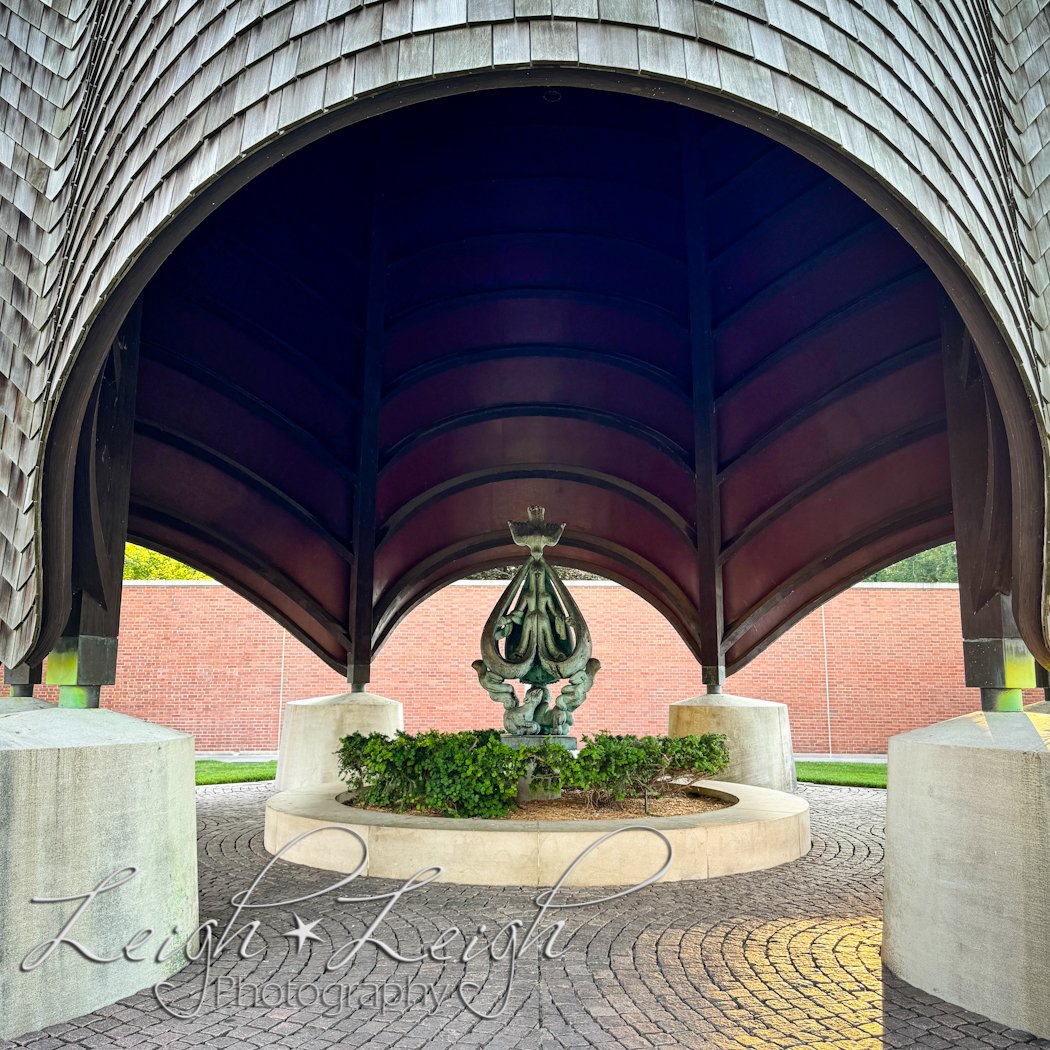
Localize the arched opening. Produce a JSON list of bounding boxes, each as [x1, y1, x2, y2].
[[112, 85, 956, 681]]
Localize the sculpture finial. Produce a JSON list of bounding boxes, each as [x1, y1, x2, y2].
[[508, 506, 564, 557]]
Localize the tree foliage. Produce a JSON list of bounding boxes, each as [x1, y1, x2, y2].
[[865, 542, 958, 583], [123, 542, 210, 580]]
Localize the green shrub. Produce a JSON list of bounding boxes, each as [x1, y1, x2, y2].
[[550, 732, 730, 807], [338, 729, 528, 819], [337, 729, 729, 818]]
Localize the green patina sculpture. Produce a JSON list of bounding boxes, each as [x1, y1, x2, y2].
[[472, 507, 601, 739]]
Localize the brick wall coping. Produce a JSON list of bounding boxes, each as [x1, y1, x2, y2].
[[851, 582, 959, 590], [123, 580, 221, 587], [121, 579, 962, 591]]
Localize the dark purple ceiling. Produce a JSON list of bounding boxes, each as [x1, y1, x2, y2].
[[131, 87, 951, 677]]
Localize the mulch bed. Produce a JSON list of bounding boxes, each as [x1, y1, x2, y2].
[[344, 789, 734, 820]]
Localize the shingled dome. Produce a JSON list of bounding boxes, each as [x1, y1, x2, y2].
[[4, 0, 1050, 691]]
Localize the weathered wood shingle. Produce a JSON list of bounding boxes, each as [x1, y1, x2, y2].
[[1, 0, 1049, 665]]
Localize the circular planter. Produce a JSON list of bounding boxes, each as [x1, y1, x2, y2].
[[263, 780, 810, 886]]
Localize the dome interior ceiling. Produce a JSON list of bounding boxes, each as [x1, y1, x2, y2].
[[132, 86, 951, 674]]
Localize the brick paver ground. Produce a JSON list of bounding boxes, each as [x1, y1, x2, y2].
[[3, 783, 1046, 1050]]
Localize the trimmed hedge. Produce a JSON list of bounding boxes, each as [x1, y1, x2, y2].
[[337, 728, 729, 819]]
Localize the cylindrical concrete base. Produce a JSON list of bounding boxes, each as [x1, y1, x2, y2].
[[0, 708, 198, 1041], [276, 691, 403, 790], [668, 693, 796, 791], [884, 711, 1050, 1040], [0, 695, 55, 714]]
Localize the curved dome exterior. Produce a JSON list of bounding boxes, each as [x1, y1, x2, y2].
[[1, 0, 1049, 671]]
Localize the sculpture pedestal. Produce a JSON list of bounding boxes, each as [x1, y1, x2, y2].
[[276, 691, 403, 790], [502, 735, 577, 802], [884, 711, 1050, 1039], [0, 708, 197, 1041], [668, 693, 796, 791]]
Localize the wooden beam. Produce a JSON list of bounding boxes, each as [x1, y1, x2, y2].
[[371, 529, 701, 659], [348, 147, 387, 687], [940, 296, 1035, 709], [714, 269, 933, 408], [701, 140, 784, 204], [717, 336, 941, 479], [125, 528, 350, 674], [385, 232, 688, 325], [385, 287, 689, 342], [722, 496, 955, 650], [711, 218, 883, 336], [128, 501, 353, 652], [680, 111, 724, 686], [376, 464, 695, 551], [706, 172, 836, 263], [163, 282, 364, 407], [724, 522, 954, 674], [47, 301, 142, 707], [942, 301, 1013, 636]]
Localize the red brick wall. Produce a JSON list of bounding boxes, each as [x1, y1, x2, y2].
[[22, 581, 1041, 754]]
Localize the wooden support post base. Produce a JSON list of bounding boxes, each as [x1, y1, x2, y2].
[[963, 637, 1034, 712], [4, 662, 41, 697], [58, 685, 101, 709], [47, 629, 115, 709]]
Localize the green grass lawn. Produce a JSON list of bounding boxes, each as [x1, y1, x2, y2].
[[795, 761, 886, 788], [194, 758, 888, 789], [195, 759, 277, 785]]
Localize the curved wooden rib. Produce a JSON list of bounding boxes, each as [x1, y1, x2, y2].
[[135, 420, 354, 564], [382, 344, 688, 403], [724, 516, 955, 672], [127, 503, 353, 656], [125, 524, 350, 670], [377, 465, 695, 550], [381, 405, 693, 473], [720, 415, 947, 560], [723, 497, 955, 652]]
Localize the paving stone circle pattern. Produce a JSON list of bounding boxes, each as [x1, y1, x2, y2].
[[1, 782, 1046, 1050]]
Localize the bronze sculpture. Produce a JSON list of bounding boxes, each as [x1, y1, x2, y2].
[[472, 507, 601, 743]]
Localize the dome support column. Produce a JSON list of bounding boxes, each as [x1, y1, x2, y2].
[[44, 301, 141, 708], [941, 298, 1037, 709], [348, 154, 387, 688], [680, 112, 724, 688]]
